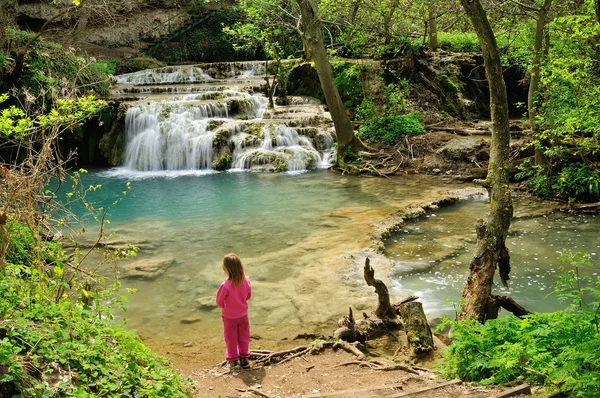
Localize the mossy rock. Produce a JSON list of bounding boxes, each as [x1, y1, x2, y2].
[[117, 57, 166, 74], [228, 98, 255, 119], [98, 102, 127, 166], [296, 127, 319, 139], [212, 153, 232, 171], [243, 122, 266, 138], [247, 151, 288, 172], [207, 119, 226, 131]]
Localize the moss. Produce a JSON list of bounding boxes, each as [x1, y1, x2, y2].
[[243, 123, 265, 138], [296, 127, 319, 139], [207, 119, 226, 131], [117, 57, 166, 74], [247, 151, 288, 172], [212, 153, 232, 171], [99, 103, 126, 166], [437, 74, 459, 94]]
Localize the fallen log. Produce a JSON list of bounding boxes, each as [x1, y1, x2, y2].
[[387, 379, 463, 397], [491, 384, 531, 398], [304, 383, 404, 397], [428, 126, 490, 135]]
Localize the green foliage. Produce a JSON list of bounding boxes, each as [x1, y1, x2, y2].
[[438, 251, 600, 397], [212, 153, 232, 171], [332, 60, 363, 108], [358, 112, 424, 145], [516, 160, 600, 202], [436, 32, 481, 52], [2, 28, 115, 105], [355, 97, 376, 121], [0, 264, 193, 397], [0, 94, 106, 141], [2, 219, 34, 266]]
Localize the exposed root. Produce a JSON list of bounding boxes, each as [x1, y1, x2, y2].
[[226, 341, 367, 368], [332, 360, 421, 375]]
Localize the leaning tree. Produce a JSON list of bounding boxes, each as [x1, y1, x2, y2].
[[458, 0, 515, 323], [294, 0, 365, 166]]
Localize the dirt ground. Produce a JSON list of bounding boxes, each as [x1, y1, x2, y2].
[[148, 336, 520, 398], [171, 348, 509, 398]]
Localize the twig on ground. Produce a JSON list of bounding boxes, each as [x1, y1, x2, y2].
[[235, 387, 273, 398]]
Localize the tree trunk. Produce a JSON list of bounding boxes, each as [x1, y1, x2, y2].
[[428, 2, 439, 51], [398, 301, 434, 354], [595, 0, 600, 24], [295, 0, 364, 165], [344, 0, 363, 47], [383, 0, 401, 46], [528, 0, 552, 167], [7, 7, 75, 86], [458, 0, 514, 323]]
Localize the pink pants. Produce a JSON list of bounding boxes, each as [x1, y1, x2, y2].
[[222, 315, 250, 362]]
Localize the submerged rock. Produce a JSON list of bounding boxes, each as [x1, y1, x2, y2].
[[120, 257, 175, 279], [196, 296, 217, 310]]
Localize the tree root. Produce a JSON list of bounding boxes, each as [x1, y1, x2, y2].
[[228, 341, 367, 368], [332, 360, 421, 375]]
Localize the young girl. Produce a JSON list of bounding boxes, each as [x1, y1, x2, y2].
[[216, 253, 252, 370]]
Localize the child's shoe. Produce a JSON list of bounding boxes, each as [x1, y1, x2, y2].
[[225, 360, 239, 370], [240, 358, 251, 370]]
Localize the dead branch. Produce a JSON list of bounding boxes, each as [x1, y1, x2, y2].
[[364, 258, 396, 319], [387, 379, 462, 397], [235, 387, 274, 398]]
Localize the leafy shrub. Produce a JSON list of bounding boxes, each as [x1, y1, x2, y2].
[[516, 160, 600, 203], [0, 264, 194, 397], [332, 60, 363, 108], [2, 219, 34, 266], [553, 163, 600, 202], [438, 251, 600, 397], [358, 112, 424, 144], [355, 96, 376, 120], [2, 28, 115, 105]]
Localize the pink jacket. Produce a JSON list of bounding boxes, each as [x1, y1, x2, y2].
[[216, 277, 252, 319]]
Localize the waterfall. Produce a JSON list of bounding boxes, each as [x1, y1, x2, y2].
[[113, 62, 335, 173]]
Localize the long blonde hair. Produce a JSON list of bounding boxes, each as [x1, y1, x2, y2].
[[222, 253, 245, 286]]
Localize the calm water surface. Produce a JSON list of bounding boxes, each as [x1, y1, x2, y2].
[[385, 196, 600, 318]]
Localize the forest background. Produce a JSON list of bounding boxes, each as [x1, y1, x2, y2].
[[0, 0, 599, 396]]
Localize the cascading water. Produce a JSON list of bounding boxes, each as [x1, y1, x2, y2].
[[112, 62, 335, 172]]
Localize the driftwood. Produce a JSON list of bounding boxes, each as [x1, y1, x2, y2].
[[398, 301, 434, 354], [487, 295, 532, 319], [364, 258, 396, 319], [564, 201, 600, 213]]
